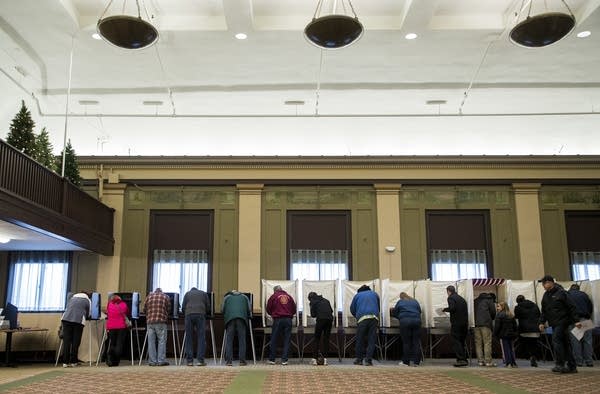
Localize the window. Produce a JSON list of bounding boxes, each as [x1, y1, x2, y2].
[[7, 251, 70, 312], [290, 249, 349, 281], [152, 249, 208, 302], [571, 251, 600, 281], [430, 249, 488, 281]]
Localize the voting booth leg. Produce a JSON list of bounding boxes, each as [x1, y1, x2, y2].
[[171, 320, 179, 364], [178, 331, 186, 366], [55, 339, 63, 367], [209, 320, 217, 365], [95, 325, 108, 366], [138, 330, 148, 366], [249, 319, 257, 365], [220, 331, 226, 365]]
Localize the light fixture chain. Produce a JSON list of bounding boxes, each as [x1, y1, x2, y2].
[[98, 0, 114, 21], [561, 0, 574, 17], [313, 0, 324, 20], [315, 49, 325, 116], [135, 0, 142, 19], [123, 0, 127, 15], [347, 0, 359, 19], [527, 0, 533, 18]]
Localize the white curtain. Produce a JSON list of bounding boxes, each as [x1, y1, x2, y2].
[[571, 251, 600, 280], [430, 249, 487, 281], [9, 251, 69, 311], [152, 249, 209, 301], [290, 249, 348, 281]]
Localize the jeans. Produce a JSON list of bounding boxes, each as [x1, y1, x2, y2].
[[313, 319, 332, 358], [147, 322, 168, 364], [185, 313, 206, 362], [225, 318, 247, 363], [107, 328, 127, 366], [500, 338, 516, 365], [569, 324, 593, 365], [473, 326, 492, 364], [552, 324, 575, 369], [355, 318, 378, 362], [451, 323, 468, 362], [270, 317, 292, 362], [61, 321, 84, 364], [399, 319, 421, 365]]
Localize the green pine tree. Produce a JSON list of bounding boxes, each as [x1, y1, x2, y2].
[[34, 127, 57, 171], [6, 100, 37, 156], [57, 139, 82, 186]]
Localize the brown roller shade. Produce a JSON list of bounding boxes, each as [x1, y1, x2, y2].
[[427, 211, 489, 250], [288, 211, 351, 251], [565, 211, 600, 251], [149, 210, 213, 250]]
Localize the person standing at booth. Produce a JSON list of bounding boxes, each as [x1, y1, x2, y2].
[[350, 284, 380, 366], [567, 284, 594, 367], [443, 285, 469, 367], [493, 301, 518, 368], [105, 294, 129, 367], [182, 287, 210, 366], [266, 285, 297, 365], [392, 292, 422, 367], [144, 288, 171, 366], [61, 291, 91, 367], [222, 290, 251, 366], [514, 295, 541, 367], [308, 291, 334, 365], [473, 292, 496, 367]]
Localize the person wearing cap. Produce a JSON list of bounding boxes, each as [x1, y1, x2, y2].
[[266, 285, 297, 365], [567, 284, 594, 367], [222, 290, 251, 366], [350, 284, 380, 366], [308, 291, 334, 365], [538, 275, 582, 373], [443, 285, 469, 367], [514, 294, 541, 367]]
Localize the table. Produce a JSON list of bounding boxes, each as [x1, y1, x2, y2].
[[1, 327, 49, 367]]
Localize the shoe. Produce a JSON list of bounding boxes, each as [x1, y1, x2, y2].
[[562, 367, 577, 374], [323, 358, 328, 366], [453, 360, 468, 367], [413, 363, 420, 367], [159, 361, 170, 366], [530, 358, 538, 367], [197, 361, 207, 367], [398, 361, 409, 366], [149, 362, 157, 366], [577, 363, 583, 367], [226, 362, 232, 366], [353, 359, 362, 365], [281, 360, 289, 365], [511, 363, 518, 368], [311, 358, 317, 366], [478, 361, 485, 367], [62, 363, 69, 368], [551, 365, 564, 373], [485, 362, 497, 367], [586, 362, 594, 367], [267, 360, 276, 365], [69, 363, 78, 367], [187, 361, 194, 366], [365, 360, 373, 366], [239, 361, 247, 366]]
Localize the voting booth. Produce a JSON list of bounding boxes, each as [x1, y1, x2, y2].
[[301, 280, 340, 361]]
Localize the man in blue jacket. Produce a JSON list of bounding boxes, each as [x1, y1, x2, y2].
[[568, 284, 594, 367], [350, 284, 380, 366]]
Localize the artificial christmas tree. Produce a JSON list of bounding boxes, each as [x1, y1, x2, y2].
[[34, 127, 57, 171], [57, 139, 82, 186], [6, 100, 36, 156]]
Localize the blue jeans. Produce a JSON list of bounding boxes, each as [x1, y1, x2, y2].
[[500, 338, 516, 365], [355, 318, 378, 362], [399, 319, 421, 365], [225, 318, 247, 363], [147, 322, 167, 364], [270, 317, 292, 362], [569, 324, 593, 365], [552, 324, 575, 369], [185, 314, 206, 362]]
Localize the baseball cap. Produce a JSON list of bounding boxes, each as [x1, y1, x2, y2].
[[538, 274, 554, 283]]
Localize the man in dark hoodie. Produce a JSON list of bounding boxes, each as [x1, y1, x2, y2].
[[350, 284, 380, 366], [182, 287, 210, 366], [473, 292, 496, 367], [567, 284, 594, 367], [443, 285, 469, 367], [514, 294, 541, 367], [538, 275, 581, 373], [266, 285, 297, 365], [308, 291, 334, 365]]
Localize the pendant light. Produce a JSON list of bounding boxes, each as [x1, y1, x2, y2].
[[304, 0, 363, 50], [509, 0, 575, 48], [97, 0, 159, 50]]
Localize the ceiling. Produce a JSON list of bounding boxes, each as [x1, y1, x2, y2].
[[0, 0, 598, 157], [0, 220, 86, 251]]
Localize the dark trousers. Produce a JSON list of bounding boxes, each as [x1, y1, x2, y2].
[[500, 338, 516, 365], [519, 335, 539, 359], [225, 318, 247, 363], [552, 324, 575, 368], [107, 328, 127, 366], [62, 321, 84, 364], [313, 318, 332, 358], [270, 317, 292, 362], [355, 318, 378, 362], [450, 323, 468, 362], [399, 320, 421, 365], [185, 313, 207, 362]]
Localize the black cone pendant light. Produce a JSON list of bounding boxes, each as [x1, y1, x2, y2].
[[97, 0, 159, 50], [509, 1, 575, 48], [304, 0, 363, 49]]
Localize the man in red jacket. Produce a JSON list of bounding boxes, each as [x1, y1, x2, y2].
[[266, 285, 296, 365]]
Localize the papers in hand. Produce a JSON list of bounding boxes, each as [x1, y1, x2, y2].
[[435, 307, 447, 315], [571, 319, 594, 341]]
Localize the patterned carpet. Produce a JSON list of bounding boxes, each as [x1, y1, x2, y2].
[[1, 361, 598, 394]]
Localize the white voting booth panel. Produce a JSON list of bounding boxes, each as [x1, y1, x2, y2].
[[341, 279, 380, 328], [457, 280, 475, 328], [590, 280, 600, 326], [261, 279, 299, 327], [301, 280, 337, 327], [498, 280, 536, 309], [414, 280, 455, 328], [381, 279, 415, 327]]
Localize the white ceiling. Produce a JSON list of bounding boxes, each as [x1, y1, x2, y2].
[[0, 0, 599, 157], [0, 220, 85, 251]]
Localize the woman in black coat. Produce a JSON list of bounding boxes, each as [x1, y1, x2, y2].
[[494, 301, 518, 368]]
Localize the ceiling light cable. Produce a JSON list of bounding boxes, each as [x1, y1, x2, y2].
[[315, 49, 325, 116]]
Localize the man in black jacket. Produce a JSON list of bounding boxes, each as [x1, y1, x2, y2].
[[443, 285, 469, 367], [538, 275, 581, 373], [514, 295, 541, 366], [308, 292, 334, 365], [568, 284, 594, 367], [473, 293, 496, 367]]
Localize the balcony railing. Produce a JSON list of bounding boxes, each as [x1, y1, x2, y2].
[[0, 139, 114, 254]]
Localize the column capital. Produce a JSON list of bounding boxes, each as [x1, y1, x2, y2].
[[102, 182, 127, 194], [512, 183, 541, 195], [237, 183, 264, 196], [374, 183, 402, 195]]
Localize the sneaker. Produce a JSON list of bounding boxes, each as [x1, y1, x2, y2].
[[530, 358, 538, 367], [398, 361, 409, 367], [562, 367, 577, 374], [323, 358, 328, 366], [365, 360, 373, 366], [281, 360, 289, 365], [62, 363, 69, 368], [311, 358, 318, 366], [353, 359, 362, 365], [551, 365, 564, 373], [148, 362, 158, 366], [187, 361, 194, 367], [478, 361, 485, 367], [511, 363, 518, 368], [197, 361, 207, 367], [453, 360, 468, 367], [69, 363, 78, 367], [586, 362, 594, 367], [159, 361, 170, 366], [239, 361, 247, 366], [485, 362, 497, 367], [413, 363, 420, 367], [267, 360, 276, 365], [226, 362, 233, 366]]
